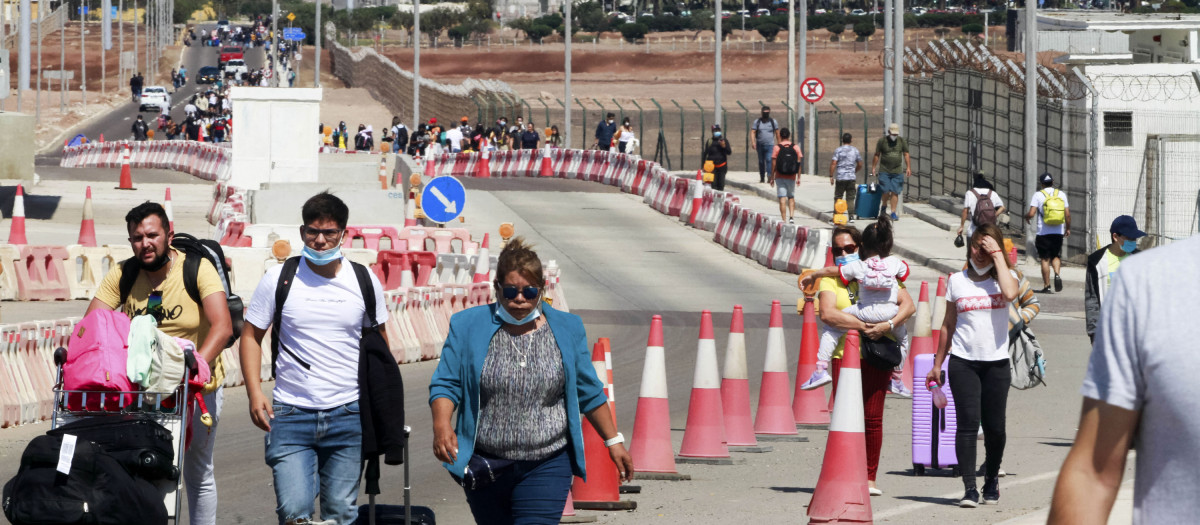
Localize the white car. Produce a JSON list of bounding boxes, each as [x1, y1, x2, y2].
[[850, 8, 866, 15], [224, 59, 248, 79], [138, 86, 171, 113]]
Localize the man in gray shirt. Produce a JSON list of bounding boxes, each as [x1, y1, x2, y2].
[[1048, 235, 1200, 524], [752, 106, 780, 183], [829, 133, 863, 217]]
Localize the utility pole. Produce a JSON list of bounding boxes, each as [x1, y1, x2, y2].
[[18, 0, 30, 109], [413, 0, 420, 128], [1024, 2, 1037, 248], [35, 0, 41, 121], [882, 0, 892, 126], [60, 0, 65, 111], [314, 0, 321, 87], [802, 0, 814, 175], [892, 0, 902, 128], [133, 0, 138, 77], [102, 0, 109, 95], [715, 0, 722, 129], [565, 0, 572, 147], [82, 0, 87, 106], [271, 0, 278, 86], [119, 0, 123, 86], [787, 0, 795, 127]]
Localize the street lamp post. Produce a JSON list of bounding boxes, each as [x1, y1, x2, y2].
[[715, 0, 722, 129], [565, 0, 572, 147], [413, 0, 421, 127]]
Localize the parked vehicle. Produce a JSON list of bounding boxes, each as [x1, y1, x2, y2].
[[754, 8, 770, 16], [850, 8, 867, 15], [218, 45, 243, 65]]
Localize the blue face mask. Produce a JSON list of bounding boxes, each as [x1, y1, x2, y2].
[[1121, 239, 1138, 254], [302, 245, 342, 266], [714, 132, 722, 138], [495, 302, 541, 326], [835, 253, 860, 266]]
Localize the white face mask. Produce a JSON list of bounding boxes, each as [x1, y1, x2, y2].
[[969, 259, 994, 275]]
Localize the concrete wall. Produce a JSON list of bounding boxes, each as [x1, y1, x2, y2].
[[229, 87, 322, 189], [0, 113, 35, 181], [248, 185, 406, 225], [326, 33, 522, 125]]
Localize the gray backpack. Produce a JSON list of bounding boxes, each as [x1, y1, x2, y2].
[[1009, 326, 1047, 389]]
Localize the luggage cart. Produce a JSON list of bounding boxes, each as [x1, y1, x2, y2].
[[49, 346, 197, 524]]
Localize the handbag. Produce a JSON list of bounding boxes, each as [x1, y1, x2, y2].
[[860, 331, 903, 371], [954, 234, 965, 248], [452, 453, 516, 491]]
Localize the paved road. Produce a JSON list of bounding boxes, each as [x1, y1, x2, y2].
[[0, 172, 1102, 524]]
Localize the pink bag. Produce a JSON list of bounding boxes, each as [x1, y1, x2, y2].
[[64, 310, 134, 411]]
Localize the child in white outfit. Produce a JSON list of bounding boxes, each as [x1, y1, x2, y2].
[[799, 217, 911, 394]]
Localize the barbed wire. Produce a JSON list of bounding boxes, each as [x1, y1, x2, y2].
[[1092, 74, 1199, 102]]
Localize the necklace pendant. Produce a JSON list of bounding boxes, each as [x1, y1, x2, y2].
[[519, 361, 527, 368]]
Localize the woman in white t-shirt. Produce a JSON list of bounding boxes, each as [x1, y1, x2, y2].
[[616, 118, 636, 154], [927, 223, 1019, 509]]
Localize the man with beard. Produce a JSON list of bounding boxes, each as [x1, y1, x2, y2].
[[85, 203, 233, 525]]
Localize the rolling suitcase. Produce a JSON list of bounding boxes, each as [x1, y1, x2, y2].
[[912, 354, 959, 476], [356, 426, 436, 525], [855, 183, 883, 220]]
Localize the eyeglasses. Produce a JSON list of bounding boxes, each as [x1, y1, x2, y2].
[[498, 285, 540, 301], [831, 244, 858, 256], [301, 226, 344, 241]]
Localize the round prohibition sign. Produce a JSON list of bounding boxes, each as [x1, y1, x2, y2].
[[801, 78, 825, 104]]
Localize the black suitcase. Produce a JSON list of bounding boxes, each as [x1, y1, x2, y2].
[[355, 426, 436, 525], [48, 415, 178, 483]]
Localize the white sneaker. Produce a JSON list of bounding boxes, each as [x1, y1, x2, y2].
[[889, 379, 912, 398], [800, 368, 833, 390], [869, 486, 883, 496]]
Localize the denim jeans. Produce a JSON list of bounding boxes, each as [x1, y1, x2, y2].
[[184, 388, 223, 525], [463, 450, 572, 525], [756, 142, 775, 182], [265, 401, 363, 525]]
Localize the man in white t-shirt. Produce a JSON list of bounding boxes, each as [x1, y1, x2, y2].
[[958, 174, 1006, 240], [239, 192, 389, 525], [1025, 173, 1071, 293], [445, 125, 465, 153], [1048, 235, 1200, 524]]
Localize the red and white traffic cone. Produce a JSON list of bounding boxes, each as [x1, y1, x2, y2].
[[476, 148, 491, 178], [677, 310, 733, 461], [164, 187, 175, 231], [793, 297, 831, 427], [572, 340, 637, 510], [720, 305, 759, 447], [404, 190, 418, 227], [117, 145, 135, 190], [904, 281, 933, 390], [77, 187, 97, 247], [8, 184, 28, 245], [755, 300, 802, 438], [688, 171, 704, 227], [472, 234, 490, 284], [378, 157, 389, 190], [539, 144, 554, 177], [630, 315, 690, 480], [807, 330, 873, 524], [98, 133, 104, 142], [424, 148, 437, 178]]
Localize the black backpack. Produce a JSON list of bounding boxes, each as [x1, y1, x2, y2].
[[48, 416, 178, 484], [776, 143, 800, 175], [3, 434, 168, 525], [119, 233, 244, 348]]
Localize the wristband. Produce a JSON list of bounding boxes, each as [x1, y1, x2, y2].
[[887, 319, 895, 331], [604, 432, 625, 448], [989, 250, 1002, 255]]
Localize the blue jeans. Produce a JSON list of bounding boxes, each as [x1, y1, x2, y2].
[[265, 401, 363, 525], [756, 143, 775, 182], [463, 450, 572, 525]]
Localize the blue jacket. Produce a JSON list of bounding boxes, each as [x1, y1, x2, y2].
[[428, 303, 607, 480]]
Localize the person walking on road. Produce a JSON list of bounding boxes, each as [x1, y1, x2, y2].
[[703, 125, 732, 191], [429, 237, 634, 524], [871, 123, 911, 221], [769, 128, 802, 224], [130, 72, 144, 101], [958, 172, 1006, 241], [615, 117, 636, 154], [240, 192, 396, 525], [927, 223, 1019, 508], [594, 112, 617, 151], [1083, 215, 1144, 344], [813, 225, 916, 497], [131, 115, 150, 141], [1024, 173, 1071, 293], [830, 133, 863, 216], [1047, 235, 1198, 525], [86, 203, 233, 525], [752, 106, 780, 183]]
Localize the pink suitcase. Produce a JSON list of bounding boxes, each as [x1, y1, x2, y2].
[[912, 353, 959, 476]]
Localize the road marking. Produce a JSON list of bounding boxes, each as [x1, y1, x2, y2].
[[871, 470, 1061, 520], [123, 117, 131, 121]]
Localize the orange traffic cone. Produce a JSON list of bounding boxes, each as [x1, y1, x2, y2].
[[164, 187, 175, 231], [8, 184, 28, 245], [539, 144, 554, 177], [77, 186, 97, 247], [116, 145, 135, 190], [754, 300, 804, 440], [600, 337, 615, 412], [424, 148, 437, 178], [378, 157, 389, 190], [678, 310, 738, 463], [98, 133, 105, 142], [572, 341, 637, 511], [904, 281, 933, 390], [629, 315, 690, 480], [404, 190, 418, 227], [720, 306, 767, 450], [793, 297, 831, 427], [472, 234, 490, 283], [476, 148, 491, 178], [807, 330, 873, 524], [931, 275, 948, 351]]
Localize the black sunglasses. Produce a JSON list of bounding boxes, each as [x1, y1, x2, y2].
[[831, 244, 858, 257], [498, 285, 540, 301]]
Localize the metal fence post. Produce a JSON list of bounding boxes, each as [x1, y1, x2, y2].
[[671, 99, 684, 168], [855, 101, 869, 157], [651, 98, 669, 168], [829, 101, 844, 139], [575, 98, 587, 149], [631, 99, 646, 157], [815, 109, 820, 166], [693, 100, 705, 158], [539, 99, 550, 129], [522, 100, 533, 126], [611, 98, 624, 123], [780, 100, 794, 137], [592, 98, 606, 122], [737, 100, 750, 172]]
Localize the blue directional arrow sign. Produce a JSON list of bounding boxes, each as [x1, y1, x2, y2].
[[421, 176, 466, 224]]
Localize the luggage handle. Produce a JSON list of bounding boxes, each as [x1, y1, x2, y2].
[[367, 426, 412, 525]]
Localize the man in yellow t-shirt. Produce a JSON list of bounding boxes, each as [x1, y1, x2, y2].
[[86, 202, 232, 525]]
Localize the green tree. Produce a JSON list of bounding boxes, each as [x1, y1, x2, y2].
[[527, 23, 554, 42], [448, 24, 472, 46], [619, 22, 648, 42], [853, 21, 875, 40], [423, 7, 463, 45], [961, 22, 984, 36], [826, 20, 845, 40], [576, 1, 609, 32], [756, 22, 781, 41]]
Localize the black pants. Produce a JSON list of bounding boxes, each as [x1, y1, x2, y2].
[[948, 355, 1010, 489], [712, 165, 728, 191]]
